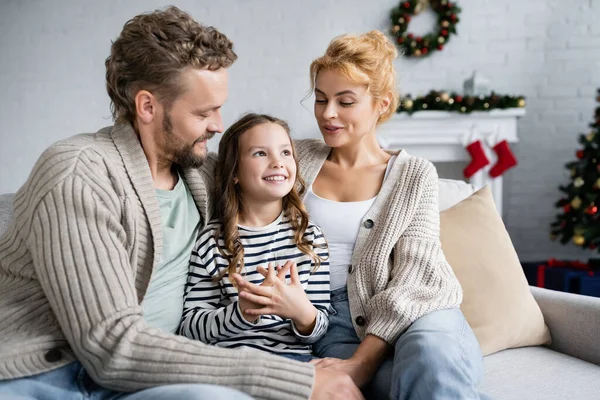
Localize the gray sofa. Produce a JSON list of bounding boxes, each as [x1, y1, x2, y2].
[[1, 191, 600, 399]]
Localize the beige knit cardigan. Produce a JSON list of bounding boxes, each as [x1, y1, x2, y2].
[[296, 139, 463, 343], [0, 123, 314, 400]]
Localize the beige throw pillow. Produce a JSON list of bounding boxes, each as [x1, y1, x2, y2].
[[440, 186, 551, 356]]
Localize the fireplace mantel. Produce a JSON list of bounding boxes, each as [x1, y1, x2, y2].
[[378, 108, 525, 217]]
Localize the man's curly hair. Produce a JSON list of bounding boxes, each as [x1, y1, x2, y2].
[[105, 6, 237, 125]]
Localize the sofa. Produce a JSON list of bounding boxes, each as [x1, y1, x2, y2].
[[1, 183, 600, 399]]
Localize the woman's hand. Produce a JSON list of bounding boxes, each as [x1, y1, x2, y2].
[[231, 262, 317, 334], [311, 357, 376, 389], [237, 262, 291, 323]]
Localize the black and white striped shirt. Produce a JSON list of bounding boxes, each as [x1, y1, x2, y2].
[[179, 212, 330, 356]]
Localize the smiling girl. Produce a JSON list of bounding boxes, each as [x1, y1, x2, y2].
[[178, 113, 330, 362]]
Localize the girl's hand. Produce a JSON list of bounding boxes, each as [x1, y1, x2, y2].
[[237, 262, 291, 323], [232, 262, 317, 334]]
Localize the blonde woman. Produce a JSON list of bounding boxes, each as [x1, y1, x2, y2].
[[241, 31, 489, 399]]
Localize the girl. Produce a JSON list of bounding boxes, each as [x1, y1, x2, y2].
[[179, 113, 330, 362]]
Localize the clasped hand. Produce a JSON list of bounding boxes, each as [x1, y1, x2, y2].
[[232, 261, 317, 334]]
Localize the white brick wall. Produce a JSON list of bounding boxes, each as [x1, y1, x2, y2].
[[1, 0, 599, 260]]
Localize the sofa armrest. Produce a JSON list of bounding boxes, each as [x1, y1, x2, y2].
[[531, 286, 600, 365]]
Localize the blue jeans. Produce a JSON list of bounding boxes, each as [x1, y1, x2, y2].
[[313, 287, 491, 400], [0, 361, 253, 400], [278, 353, 314, 362]]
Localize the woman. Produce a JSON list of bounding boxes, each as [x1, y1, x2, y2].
[[298, 30, 487, 399]]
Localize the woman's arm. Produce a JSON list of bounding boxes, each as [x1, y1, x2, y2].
[[365, 160, 462, 344]]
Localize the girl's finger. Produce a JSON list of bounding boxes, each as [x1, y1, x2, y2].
[[240, 282, 273, 297], [245, 307, 275, 316], [256, 265, 268, 278], [239, 291, 273, 305], [267, 263, 276, 279], [290, 262, 301, 285], [276, 260, 292, 281]]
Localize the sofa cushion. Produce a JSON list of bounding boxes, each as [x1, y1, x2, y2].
[[0, 193, 14, 237], [482, 346, 600, 399], [440, 186, 550, 356], [438, 178, 474, 211]]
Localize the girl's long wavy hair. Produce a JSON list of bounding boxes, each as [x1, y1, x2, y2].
[[214, 113, 326, 280]]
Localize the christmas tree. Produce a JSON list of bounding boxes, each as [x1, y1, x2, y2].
[[551, 89, 600, 250]]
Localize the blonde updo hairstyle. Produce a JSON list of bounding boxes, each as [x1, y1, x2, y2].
[[309, 30, 399, 124]]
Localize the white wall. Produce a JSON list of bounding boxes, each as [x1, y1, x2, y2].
[[1, 0, 599, 260]]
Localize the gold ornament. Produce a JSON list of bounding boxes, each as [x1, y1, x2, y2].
[[460, 106, 467, 112], [571, 196, 582, 209], [484, 103, 490, 108], [574, 177, 585, 188], [573, 235, 585, 246], [410, 41, 417, 48], [414, 0, 428, 14], [442, 20, 450, 28], [403, 99, 414, 109], [422, 103, 428, 109], [440, 92, 450, 102], [571, 168, 577, 177], [414, 49, 422, 56], [587, 131, 595, 141], [517, 98, 526, 107], [398, 17, 405, 24], [596, 178, 600, 187], [392, 25, 401, 33], [448, 98, 455, 104], [438, 36, 446, 44]]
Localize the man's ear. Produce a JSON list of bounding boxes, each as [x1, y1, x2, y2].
[[135, 90, 158, 124]]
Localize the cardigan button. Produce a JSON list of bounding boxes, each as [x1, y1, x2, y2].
[[348, 264, 354, 274], [355, 316, 366, 326], [44, 348, 62, 363], [363, 219, 374, 229]]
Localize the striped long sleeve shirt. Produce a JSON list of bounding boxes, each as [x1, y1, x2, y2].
[[179, 212, 330, 356]]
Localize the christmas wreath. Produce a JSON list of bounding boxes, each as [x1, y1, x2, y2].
[[390, 0, 461, 58]]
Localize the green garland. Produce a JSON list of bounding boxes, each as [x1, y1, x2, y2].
[[397, 91, 526, 114], [390, 0, 461, 58]]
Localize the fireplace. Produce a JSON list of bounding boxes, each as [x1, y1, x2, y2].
[[377, 108, 525, 217]]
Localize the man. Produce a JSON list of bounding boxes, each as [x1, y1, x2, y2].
[[0, 7, 362, 400]]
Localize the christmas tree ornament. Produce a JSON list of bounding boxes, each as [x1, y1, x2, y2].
[[586, 205, 598, 215], [571, 196, 582, 209], [573, 235, 585, 246], [587, 131, 595, 141], [577, 149, 585, 159], [489, 139, 518, 178], [573, 177, 585, 188]]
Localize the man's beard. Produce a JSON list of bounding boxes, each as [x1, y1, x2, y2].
[[162, 112, 213, 169]]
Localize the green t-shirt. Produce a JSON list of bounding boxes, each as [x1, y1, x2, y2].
[[142, 174, 200, 333]]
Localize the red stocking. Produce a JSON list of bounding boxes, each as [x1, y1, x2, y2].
[[463, 140, 490, 178], [489, 140, 517, 178]]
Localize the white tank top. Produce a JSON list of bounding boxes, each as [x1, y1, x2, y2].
[[304, 156, 396, 290]]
